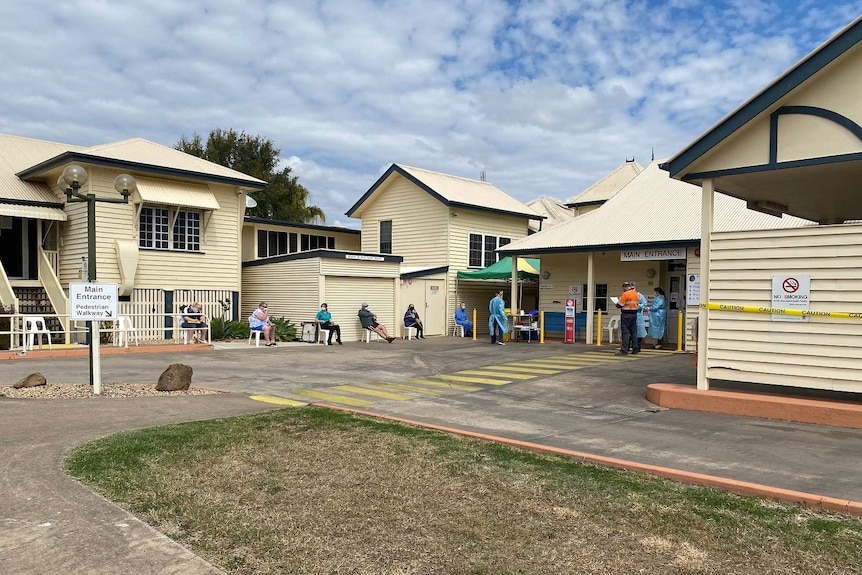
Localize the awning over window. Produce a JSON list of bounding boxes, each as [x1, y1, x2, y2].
[[134, 177, 221, 211], [0, 203, 67, 221]]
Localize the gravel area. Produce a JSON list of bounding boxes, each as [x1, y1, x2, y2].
[[0, 384, 223, 399]]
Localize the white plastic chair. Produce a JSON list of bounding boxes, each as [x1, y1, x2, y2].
[[403, 326, 416, 340], [317, 326, 331, 345], [604, 316, 621, 344], [452, 323, 465, 337], [114, 316, 139, 348], [175, 315, 190, 345], [363, 328, 380, 343], [23, 316, 52, 350], [248, 327, 262, 347]]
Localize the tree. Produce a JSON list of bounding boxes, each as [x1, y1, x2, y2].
[[176, 129, 325, 223]]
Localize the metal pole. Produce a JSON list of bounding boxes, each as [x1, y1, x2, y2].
[[86, 194, 101, 394]]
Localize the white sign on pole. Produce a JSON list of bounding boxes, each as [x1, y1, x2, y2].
[[69, 282, 119, 321], [771, 274, 810, 322], [686, 274, 700, 306]]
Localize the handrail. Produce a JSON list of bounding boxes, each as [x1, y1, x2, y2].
[[0, 261, 18, 312], [38, 250, 70, 344]]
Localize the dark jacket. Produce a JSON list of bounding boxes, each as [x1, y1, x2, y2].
[[404, 309, 421, 327], [358, 308, 374, 328]]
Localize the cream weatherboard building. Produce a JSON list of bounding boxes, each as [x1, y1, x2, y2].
[[346, 164, 544, 337], [0, 133, 265, 344], [664, 15, 862, 394], [499, 161, 810, 349]]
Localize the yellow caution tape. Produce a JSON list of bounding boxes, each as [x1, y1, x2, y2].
[[699, 302, 862, 320]]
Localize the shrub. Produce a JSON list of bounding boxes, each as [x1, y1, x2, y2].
[[270, 316, 297, 342], [210, 318, 251, 341]]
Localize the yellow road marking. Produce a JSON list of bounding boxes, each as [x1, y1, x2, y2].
[[528, 357, 611, 365], [331, 385, 412, 400], [438, 374, 511, 385], [249, 395, 307, 407], [370, 382, 447, 395], [407, 378, 482, 391], [489, 365, 562, 375], [295, 390, 375, 406], [456, 370, 536, 380], [518, 362, 584, 369]]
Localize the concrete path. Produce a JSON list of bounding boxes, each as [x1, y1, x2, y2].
[[2, 337, 861, 573]]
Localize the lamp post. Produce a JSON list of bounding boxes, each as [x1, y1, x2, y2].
[[60, 165, 136, 393]]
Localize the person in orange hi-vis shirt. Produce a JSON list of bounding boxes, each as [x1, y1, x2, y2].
[[614, 282, 641, 355]]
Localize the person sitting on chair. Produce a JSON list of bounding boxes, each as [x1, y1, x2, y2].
[[315, 303, 342, 345], [454, 303, 473, 337], [249, 301, 276, 346], [403, 304, 425, 339], [358, 303, 395, 343], [181, 302, 209, 344]]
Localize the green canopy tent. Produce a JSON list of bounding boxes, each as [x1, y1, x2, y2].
[[456, 257, 541, 313], [456, 257, 540, 281]]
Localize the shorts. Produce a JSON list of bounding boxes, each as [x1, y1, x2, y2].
[[250, 325, 264, 331]]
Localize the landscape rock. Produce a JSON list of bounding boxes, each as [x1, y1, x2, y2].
[[13, 373, 47, 389], [155, 364, 193, 391]]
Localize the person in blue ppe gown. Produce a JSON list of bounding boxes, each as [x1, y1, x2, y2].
[[648, 286, 667, 349], [489, 290, 508, 345]]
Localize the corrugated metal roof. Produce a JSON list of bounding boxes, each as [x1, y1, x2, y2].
[[375, 164, 542, 219], [398, 164, 543, 218], [0, 134, 77, 203], [134, 176, 221, 210], [500, 161, 813, 254], [526, 197, 574, 232], [565, 161, 643, 205], [82, 139, 266, 186], [0, 203, 66, 221]]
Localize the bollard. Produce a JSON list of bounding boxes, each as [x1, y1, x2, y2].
[[539, 310, 545, 344], [676, 310, 684, 352], [472, 308, 477, 341], [596, 309, 602, 346]]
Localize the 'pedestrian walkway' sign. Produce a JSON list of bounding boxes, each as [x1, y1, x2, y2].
[[70, 282, 119, 321]]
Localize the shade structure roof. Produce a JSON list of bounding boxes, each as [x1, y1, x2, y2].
[[456, 256, 540, 281]]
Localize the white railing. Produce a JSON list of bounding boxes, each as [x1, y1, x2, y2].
[[0, 261, 19, 314], [0, 311, 212, 351], [38, 250, 70, 343], [43, 250, 59, 276]]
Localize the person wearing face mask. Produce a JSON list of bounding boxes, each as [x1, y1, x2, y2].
[[403, 303, 425, 339], [315, 303, 342, 345], [454, 302, 473, 337]]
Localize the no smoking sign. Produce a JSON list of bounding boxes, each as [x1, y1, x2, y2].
[[782, 277, 800, 293]]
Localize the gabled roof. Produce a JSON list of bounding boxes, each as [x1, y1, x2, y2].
[[499, 162, 812, 255], [15, 137, 266, 190], [565, 161, 642, 207], [0, 134, 74, 205], [526, 197, 574, 232], [346, 163, 544, 221], [664, 15, 862, 179]]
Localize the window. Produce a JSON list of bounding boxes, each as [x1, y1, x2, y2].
[[257, 230, 288, 258], [139, 206, 203, 251], [301, 233, 333, 251], [582, 283, 609, 312], [379, 220, 392, 254], [173, 210, 201, 252], [257, 230, 334, 257], [468, 233, 511, 268], [139, 207, 169, 250]]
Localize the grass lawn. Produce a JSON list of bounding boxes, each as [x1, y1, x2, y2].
[[66, 407, 862, 575]]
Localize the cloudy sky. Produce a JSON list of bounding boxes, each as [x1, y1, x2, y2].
[[1, 1, 860, 227]]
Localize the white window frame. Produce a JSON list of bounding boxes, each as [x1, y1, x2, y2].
[[138, 205, 202, 252], [468, 233, 511, 268]]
